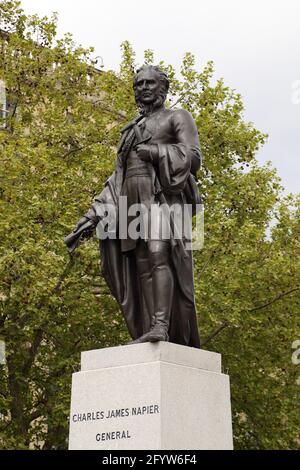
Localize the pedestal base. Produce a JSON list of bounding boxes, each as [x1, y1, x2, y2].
[[68, 342, 233, 450]]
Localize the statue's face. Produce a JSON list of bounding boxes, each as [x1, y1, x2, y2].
[[134, 69, 162, 105]]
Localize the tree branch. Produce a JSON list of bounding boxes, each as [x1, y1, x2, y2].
[[249, 286, 300, 312], [28, 410, 42, 424], [202, 321, 230, 347], [18, 256, 76, 373], [170, 94, 185, 109], [60, 123, 120, 159], [92, 100, 127, 121], [198, 251, 214, 277], [201, 285, 300, 348], [17, 256, 75, 328], [0, 419, 12, 432], [23, 328, 43, 374]]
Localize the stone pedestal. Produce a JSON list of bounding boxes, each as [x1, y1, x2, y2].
[[68, 342, 233, 450]]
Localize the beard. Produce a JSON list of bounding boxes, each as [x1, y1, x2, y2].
[[134, 89, 167, 116]]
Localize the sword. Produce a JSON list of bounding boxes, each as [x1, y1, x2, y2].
[[133, 124, 187, 258], [133, 122, 152, 147]]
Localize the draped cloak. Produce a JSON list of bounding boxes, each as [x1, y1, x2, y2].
[[86, 109, 202, 348]]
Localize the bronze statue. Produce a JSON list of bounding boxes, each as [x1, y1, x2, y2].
[[65, 65, 202, 347]]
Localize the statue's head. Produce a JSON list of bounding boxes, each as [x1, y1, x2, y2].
[[133, 65, 170, 114]]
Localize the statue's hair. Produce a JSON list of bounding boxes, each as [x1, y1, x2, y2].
[[133, 65, 170, 93], [133, 65, 170, 114]]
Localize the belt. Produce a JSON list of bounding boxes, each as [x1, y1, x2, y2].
[[125, 162, 153, 178]]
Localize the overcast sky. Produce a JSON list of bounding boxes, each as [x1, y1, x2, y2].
[[21, 0, 300, 194]]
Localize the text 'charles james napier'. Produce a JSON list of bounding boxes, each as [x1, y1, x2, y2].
[[72, 404, 160, 422]]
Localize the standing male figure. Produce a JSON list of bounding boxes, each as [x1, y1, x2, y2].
[[66, 65, 202, 348]]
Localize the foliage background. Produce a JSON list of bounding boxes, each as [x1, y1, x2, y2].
[[0, 0, 299, 449]]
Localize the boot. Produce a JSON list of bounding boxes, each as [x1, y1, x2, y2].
[[128, 250, 174, 344], [127, 258, 155, 345], [127, 272, 155, 344], [127, 323, 168, 345]]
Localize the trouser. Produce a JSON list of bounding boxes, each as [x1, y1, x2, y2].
[[135, 239, 174, 334]]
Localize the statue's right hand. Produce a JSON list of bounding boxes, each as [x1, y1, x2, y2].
[[73, 216, 90, 233]]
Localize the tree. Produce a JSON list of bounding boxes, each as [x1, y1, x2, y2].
[[0, 0, 299, 449]]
